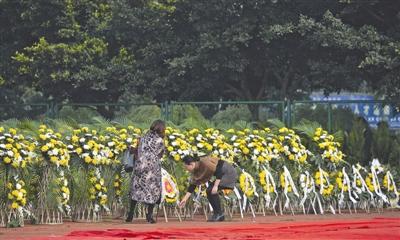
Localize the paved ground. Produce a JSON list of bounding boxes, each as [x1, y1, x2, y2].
[[0, 210, 399, 239]]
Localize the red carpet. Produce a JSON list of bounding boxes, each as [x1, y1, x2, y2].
[[59, 217, 400, 240]]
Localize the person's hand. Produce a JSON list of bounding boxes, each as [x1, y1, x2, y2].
[[179, 198, 187, 208], [211, 186, 218, 194]]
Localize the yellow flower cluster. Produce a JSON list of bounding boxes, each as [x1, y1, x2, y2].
[[313, 128, 344, 165], [68, 127, 111, 166], [277, 127, 309, 164], [185, 128, 212, 153], [104, 126, 142, 164], [365, 173, 376, 192], [315, 169, 334, 197], [335, 171, 349, 191], [0, 127, 34, 168], [38, 125, 70, 167], [126, 125, 142, 147], [55, 170, 71, 214], [279, 172, 292, 192], [103, 127, 127, 164], [88, 169, 108, 208], [165, 127, 192, 161], [205, 128, 235, 163], [113, 174, 123, 199], [259, 170, 274, 193], [383, 172, 395, 192], [230, 128, 278, 163], [7, 177, 27, 210], [239, 172, 255, 197]]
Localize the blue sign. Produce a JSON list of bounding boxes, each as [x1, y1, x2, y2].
[[310, 94, 400, 129]]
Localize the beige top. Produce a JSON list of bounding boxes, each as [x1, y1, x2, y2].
[[191, 156, 219, 185]]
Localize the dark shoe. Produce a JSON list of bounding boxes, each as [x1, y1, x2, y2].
[[207, 213, 225, 222], [146, 214, 156, 224], [125, 213, 134, 222]]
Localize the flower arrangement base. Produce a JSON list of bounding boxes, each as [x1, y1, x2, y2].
[[71, 207, 103, 222], [71, 205, 99, 222], [34, 208, 64, 224], [302, 197, 318, 215], [6, 209, 25, 227], [277, 193, 296, 216], [0, 208, 6, 227], [190, 201, 211, 221], [159, 204, 182, 223], [109, 202, 124, 218], [220, 189, 245, 219]]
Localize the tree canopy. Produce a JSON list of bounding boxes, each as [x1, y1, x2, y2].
[[1, 0, 399, 104]]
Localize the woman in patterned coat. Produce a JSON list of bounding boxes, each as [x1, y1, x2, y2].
[[126, 120, 166, 223]]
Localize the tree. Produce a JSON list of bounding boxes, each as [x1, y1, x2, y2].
[[1, 0, 399, 110], [114, 0, 398, 103], [10, 0, 136, 117]]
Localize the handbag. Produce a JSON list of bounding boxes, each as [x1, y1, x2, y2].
[[123, 146, 135, 172], [123, 138, 140, 173]]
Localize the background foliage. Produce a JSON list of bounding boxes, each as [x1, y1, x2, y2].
[[1, 0, 399, 105]]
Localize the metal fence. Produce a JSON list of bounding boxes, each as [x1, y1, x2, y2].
[[166, 101, 285, 127], [289, 100, 400, 132], [1, 100, 399, 130]]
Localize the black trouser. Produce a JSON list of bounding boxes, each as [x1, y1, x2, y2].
[[127, 199, 155, 216], [206, 182, 231, 215]]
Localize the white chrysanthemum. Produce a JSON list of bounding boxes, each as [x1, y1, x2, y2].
[[283, 146, 289, 152], [52, 148, 59, 155], [182, 150, 190, 155], [300, 174, 306, 182]]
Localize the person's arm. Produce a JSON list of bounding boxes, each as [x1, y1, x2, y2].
[[179, 192, 192, 208], [179, 183, 197, 207]]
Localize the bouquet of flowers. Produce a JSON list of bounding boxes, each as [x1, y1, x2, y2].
[[165, 127, 192, 161]]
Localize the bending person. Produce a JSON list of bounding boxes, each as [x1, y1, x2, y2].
[[179, 155, 238, 222]]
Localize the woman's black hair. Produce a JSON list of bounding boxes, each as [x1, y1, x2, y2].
[[150, 119, 166, 137], [182, 155, 200, 165]]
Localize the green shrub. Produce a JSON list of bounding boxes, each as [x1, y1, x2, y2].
[[388, 136, 400, 169], [211, 105, 252, 126], [171, 105, 207, 125], [57, 106, 101, 123], [115, 105, 162, 125], [344, 117, 368, 165], [372, 122, 393, 164]]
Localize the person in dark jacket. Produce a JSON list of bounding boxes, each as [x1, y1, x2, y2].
[[179, 155, 237, 222], [126, 120, 166, 224]]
